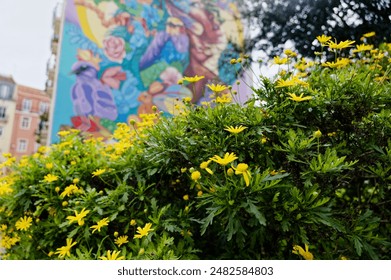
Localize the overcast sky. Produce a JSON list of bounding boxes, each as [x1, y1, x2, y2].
[[0, 0, 62, 90]]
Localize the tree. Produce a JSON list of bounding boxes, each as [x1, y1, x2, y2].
[[241, 0, 391, 58]]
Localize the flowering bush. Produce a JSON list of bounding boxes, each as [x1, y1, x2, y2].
[[1, 36, 391, 260]]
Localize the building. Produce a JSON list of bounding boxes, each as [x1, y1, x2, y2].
[[8, 85, 50, 159], [0, 75, 17, 160]]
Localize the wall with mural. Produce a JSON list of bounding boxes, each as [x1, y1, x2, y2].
[[51, 0, 244, 142]]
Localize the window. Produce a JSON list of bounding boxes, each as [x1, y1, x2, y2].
[[17, 139, 28, 152], [22, 99, 32, 112], [20, 117, 31, 129], [39, 102, 49, 114], [0, 85, 11, 99], [0, 106, 6, 119]]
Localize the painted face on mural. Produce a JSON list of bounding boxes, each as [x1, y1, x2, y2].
[[52, 0, 243, 141]]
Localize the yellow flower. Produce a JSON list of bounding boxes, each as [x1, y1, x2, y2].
[[197, 191, 203, 197], [316, 35, 332, 45], [114, 235, 129, 247], [43, 174, 58, 183], [227, 168, 234, 176], [322, 58, 350, 69], [183, 194, 189, 201], [182, 75, 205, 83], [60, 184, 79, 198], [130, 219, 137, 226], [353, 44, 374, 53], [55, 238, 77, 258], [328, 40, 355, 50], [362, 31, 375, 38], [210, 152, 238, 166], [292, 244, 314, 260], [191, 170, 201, 181], [15, 216, 33, 231], [276, 76, 308, 88], [57, 130, 70, 137], [182, 97, 191, 103], [206, 83, 228, 93], [200, 160, 213, 175], [134, 223, 154, 239], [232, 163, 251, 187], [90, 217, 109, 233], [45, 163, 53, 169], [284, 49, 297, 57], [2, 153, 12, 158], [215, 94, 232, 104], [273, 56, 289, 65], [224, 125, 248, 134], [313, 129, 322, 138], [66, 208, 90, 226], [92, 168, 106, 177], [100, 250, 125, 260], [73, 178, 80, 184], [0, 180, 13, 195], [287, 93, 313, 102]]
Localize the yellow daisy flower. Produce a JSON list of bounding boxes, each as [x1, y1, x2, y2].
[[210, 152, 238, 166], [92, 168, 106, 177], [287, 93, 313, 102], [224, 125, 248, 134], [181, 75, 205, 83], [134, 223, 154, 239], [114, 235, 129, 247], [90, 217, 110, 233], [55, 238, 77, 258], [206, 83, 228, 93], [292, 244, 314, 260], [15, 216, 33, 231], [100, 250, 125, 260]]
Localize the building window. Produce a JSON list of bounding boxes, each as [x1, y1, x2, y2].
[[17, 139, 28, 152], [0, 106, 6, 119], [39, 102, 50, 114], [0, 85, 11, 99], [20, 117, 31, 129], [22, 99, 32, 112]]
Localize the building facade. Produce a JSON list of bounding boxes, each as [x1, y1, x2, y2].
[[0, 75, 17, 160], [9, 85, 50, 159]]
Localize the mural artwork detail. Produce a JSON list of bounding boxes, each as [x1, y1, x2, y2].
[[51, 0, 244, 141]]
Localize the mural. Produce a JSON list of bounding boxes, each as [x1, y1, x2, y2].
[[51, 0, 244, 142]]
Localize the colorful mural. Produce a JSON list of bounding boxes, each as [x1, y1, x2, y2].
[[51, 0, 244, 142]]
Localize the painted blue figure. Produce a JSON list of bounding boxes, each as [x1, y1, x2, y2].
[[139, 17, 189, 73], [71, 61, 118, 121]]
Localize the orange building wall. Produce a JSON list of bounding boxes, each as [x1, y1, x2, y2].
[[9, 85, 50, 158]]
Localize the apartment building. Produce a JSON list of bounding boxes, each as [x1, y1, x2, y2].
[[9, 85, 50, 159], [0, 75, 17, 159]]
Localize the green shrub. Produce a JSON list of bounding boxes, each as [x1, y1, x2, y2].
[[1, 37, 390, 260]]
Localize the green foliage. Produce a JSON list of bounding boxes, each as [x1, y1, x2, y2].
[[1, 38, 391, 260], [243, 0, 391, 59]]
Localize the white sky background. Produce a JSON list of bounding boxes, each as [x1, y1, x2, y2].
[[0, 0, 62, 90]]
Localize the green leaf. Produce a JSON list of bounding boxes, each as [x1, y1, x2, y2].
[[353, 236, 363, 256], [245, 201, 266, 226]]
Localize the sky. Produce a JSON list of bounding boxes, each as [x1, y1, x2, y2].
[[0, 0, 63, 90]]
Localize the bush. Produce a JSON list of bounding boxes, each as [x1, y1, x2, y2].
[[1, 37, 390, 260]]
